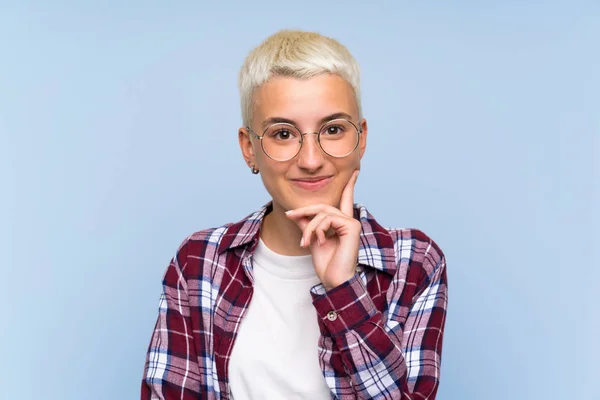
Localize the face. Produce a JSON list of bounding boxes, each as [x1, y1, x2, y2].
[[238, 74, 368, 212]]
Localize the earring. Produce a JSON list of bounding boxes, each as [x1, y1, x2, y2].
[[251, 166, 259, 174]]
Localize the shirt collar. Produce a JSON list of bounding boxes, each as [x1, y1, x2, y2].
[[217, 202, 397, 276]]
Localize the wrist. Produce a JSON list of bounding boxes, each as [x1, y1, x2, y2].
[[323, 270, 357, 291]]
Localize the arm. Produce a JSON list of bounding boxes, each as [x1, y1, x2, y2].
[[311, 237, 448, 399], [141, 247, 202, 400]]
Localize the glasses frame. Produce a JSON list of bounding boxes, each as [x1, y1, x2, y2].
[[246, 118, 362, 162]]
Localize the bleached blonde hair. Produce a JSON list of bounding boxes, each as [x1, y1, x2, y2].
[[238, 29, 362, 128]]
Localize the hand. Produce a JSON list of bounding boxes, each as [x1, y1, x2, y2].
[[285, 170, 361, 291]]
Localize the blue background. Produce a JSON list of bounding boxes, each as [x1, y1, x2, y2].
[[1, 1, 598, 399]]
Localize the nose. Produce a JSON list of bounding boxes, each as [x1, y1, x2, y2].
[[295, 132, 324, 171]]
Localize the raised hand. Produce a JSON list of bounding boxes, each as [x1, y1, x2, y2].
[[285, 170, 361, 291]]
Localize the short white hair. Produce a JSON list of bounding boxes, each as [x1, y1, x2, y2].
[[238, 29, 362, 128]]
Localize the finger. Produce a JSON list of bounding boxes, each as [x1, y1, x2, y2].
[[304, 212, 360, 247], [286, 203, 346, 221], [315, 226, 327, 246], [340, 169, 359, 217], [301, 213, 329, 247], [312, 214, 357, 245], [289, 214, 311, 231], [308, 214, 334, 247], [314, 218, 335, 246]]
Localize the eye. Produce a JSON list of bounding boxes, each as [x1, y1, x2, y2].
[[271, 129, 295, 140], [323, 125, 345, 136]]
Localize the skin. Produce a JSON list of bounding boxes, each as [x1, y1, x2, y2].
[[238, 73, 368, 290]]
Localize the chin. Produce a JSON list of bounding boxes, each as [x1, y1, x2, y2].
[[269, 181, 343, 211], [282, 194, 340, 211]]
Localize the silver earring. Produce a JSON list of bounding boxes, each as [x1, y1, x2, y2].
[[251, 166, 259, 174]]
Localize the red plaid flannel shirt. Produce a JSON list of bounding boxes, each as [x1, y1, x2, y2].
[[142, 202, 448, 399]]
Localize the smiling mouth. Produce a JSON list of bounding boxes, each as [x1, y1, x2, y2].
[[290, 176, 333, 191]]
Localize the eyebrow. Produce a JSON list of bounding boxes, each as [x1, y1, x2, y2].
[[260, 112, 354, 130]]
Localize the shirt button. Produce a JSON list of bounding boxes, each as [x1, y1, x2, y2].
[[327, 311, 338, 321]]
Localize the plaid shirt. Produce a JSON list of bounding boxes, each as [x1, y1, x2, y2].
[[141, 202, 448, 400]]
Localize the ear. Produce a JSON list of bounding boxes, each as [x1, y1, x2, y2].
[[238, 127, 257, 169], [358, 118, 368, 160]]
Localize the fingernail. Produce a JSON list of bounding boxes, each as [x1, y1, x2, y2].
[[300, 237, 305, 247], [285, 210, 293, 215]]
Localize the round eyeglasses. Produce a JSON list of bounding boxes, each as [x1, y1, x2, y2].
[[247, 118, 361, 162]]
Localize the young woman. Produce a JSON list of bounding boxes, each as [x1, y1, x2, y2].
[[142, 30, 448, 400]]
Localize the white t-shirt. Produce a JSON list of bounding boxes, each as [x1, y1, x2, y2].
[[228, 238, 331, 400]]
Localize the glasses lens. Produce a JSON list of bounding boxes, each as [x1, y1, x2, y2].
[[262, 123, 302, 161], [319, 119, 359, 157]]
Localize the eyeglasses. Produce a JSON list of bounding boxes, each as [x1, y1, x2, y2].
[[247, 118, 361, 162]]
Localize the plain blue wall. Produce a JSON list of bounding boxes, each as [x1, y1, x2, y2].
[[1, 1, 598, 399]]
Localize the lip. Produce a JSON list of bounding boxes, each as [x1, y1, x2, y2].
[[290, 176, 333, 191]]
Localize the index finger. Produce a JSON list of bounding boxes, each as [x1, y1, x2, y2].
[[340, 169, 359, 217]]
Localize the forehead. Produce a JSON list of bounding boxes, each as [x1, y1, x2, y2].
[[253, 74, 358, 128]]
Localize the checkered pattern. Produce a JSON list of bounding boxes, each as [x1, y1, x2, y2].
[[141, 202, 448, 399]]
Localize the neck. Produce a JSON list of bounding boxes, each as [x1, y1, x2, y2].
[[260, 201, 310, 256]]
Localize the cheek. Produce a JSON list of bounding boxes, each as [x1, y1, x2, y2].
[[259, 162, 289, 189], [335, 155, 361, 173]]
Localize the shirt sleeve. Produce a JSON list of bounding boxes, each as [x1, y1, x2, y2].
[[310, 239, 448, 399], [141, 247, 202, 400]]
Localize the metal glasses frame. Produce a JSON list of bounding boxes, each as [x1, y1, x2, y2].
[[246, 118, 362, 162]]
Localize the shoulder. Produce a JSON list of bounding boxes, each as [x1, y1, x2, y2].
[[165, 223, 234, 278], [163, 203, 270, 282], [177, 223, 233, 258], [386, 227, 447, 291], [355, 203, 447, 277], [388, 228, 446, 266]]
